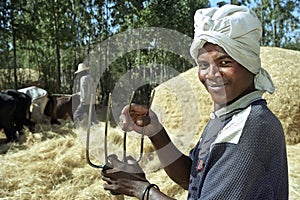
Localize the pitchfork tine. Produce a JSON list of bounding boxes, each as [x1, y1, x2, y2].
[[86, 92, 104, 168], [135, 89, 155, 162], [104, 93, 112, 166], [123, 91, 136, 163]]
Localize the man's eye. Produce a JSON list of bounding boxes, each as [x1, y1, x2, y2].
[[220, 60, 230, 66], [198, 63, 209, 70]]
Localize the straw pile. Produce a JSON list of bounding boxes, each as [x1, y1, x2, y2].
[[260, 47, 300, 144], [0, 47, 299, 199]]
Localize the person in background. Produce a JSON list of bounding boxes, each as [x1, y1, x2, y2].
[[101, 5, 288, 200], [73, 63, 97, 126]]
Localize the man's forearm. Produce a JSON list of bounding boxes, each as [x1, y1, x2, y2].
[[149, 128, 191, 189]]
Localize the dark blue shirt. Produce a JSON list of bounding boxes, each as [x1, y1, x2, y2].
[[187, 100, 288, 199]]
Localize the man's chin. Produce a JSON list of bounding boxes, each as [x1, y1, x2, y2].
[[210, 96, 228, 109]]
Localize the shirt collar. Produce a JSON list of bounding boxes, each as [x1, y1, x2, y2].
[[210, 90, 264, 120]]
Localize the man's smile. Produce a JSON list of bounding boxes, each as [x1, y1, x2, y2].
[[206, 80, 227, 90]]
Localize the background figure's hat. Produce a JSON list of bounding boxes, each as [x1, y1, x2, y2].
[[75, 63, 89, 74]]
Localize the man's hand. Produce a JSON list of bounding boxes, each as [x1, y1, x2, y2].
[[101, 155, 149, 198], [119, 104, 163, 137]]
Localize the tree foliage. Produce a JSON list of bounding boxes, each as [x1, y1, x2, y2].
[[252, 0, 299, 47], [0, 0, 299, 101]]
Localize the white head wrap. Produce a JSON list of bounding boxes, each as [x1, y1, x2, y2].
[[190, 5, 275, 93]]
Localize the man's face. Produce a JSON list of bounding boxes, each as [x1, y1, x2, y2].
[[197, 43, 255, 109]]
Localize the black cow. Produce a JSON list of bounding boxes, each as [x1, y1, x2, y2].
[[44, 94, 60, 125], [4, 89, 35, 133], [0, 92, 18, 142]]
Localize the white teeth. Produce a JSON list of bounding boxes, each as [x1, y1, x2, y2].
[[206, 80, 224, 86], [208, 84, 224, 87]]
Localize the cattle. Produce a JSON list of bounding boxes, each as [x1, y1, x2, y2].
[[44, 94, 60, 125], [4, 89, 35, 133], [18, 86, 60, 125], [0, 92, 18, 142], [56, 94, 80, 121]]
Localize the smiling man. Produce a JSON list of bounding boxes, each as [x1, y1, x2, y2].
[[102, 5, 288, 200], [196, 43, 256, 110]]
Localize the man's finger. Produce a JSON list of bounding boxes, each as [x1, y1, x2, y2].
[[107, 154, 123, 168]]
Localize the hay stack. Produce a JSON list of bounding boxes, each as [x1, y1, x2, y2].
[[260, 47, 300, 144]]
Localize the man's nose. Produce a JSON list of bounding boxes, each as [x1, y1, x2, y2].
[[206, 64, 220, 79]]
